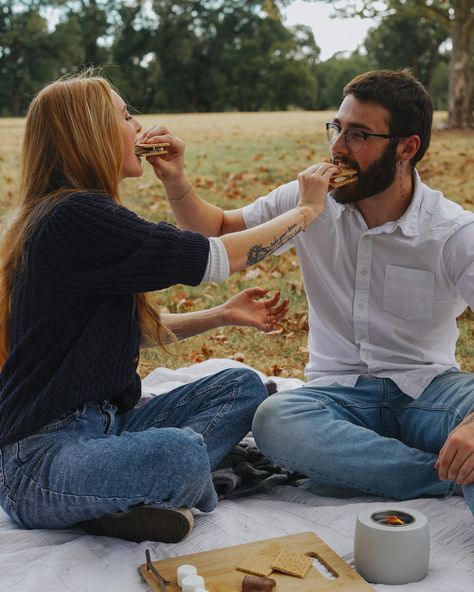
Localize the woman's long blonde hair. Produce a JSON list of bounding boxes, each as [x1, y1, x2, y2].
[[0, 72, 170, 366]]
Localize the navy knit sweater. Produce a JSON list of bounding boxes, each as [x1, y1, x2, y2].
[[0, 192, 210, 446]]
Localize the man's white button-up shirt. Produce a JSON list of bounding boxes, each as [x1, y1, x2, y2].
[[242, 171, 474, 398]]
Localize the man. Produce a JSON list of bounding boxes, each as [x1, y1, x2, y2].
[[150, 70, 474, 516]]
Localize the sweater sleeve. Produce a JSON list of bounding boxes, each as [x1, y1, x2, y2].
[[32, 192, 210, 294]]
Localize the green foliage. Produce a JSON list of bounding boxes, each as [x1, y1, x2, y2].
[[364, 11, 449, 86], [304, 0, 473, 127], [0, 3, 52, 115], [428, 59, 450, 110], [142, 0, 321, 112], [0, 0, 469, 118], [315, 51, 373, 110]]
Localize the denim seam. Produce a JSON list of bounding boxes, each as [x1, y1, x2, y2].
[[177, 380, 229, 407], [37, 410, 81, 433], [200, 379, 239, 437], [146, 378, 241, 431], [380, 378, 390, 436], [313, 399, 381, 410], [401, 401, 465, 423], [271, 452, 391, 498], [271, 452, 452, 500], [0, 449, 4, 487], [12, 463, 156, 503]]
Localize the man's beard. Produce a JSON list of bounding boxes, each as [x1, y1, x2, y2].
[[332, 141, 398, 205]]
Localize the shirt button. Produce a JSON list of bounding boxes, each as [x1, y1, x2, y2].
[[360, 268, 368, 276], [359, 334, 367, 341], [357, 302, 365, 310]]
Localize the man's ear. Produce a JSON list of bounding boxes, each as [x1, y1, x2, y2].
[[399, 135, 421, 162]]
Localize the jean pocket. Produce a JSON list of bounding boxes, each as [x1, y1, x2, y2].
[[37, 408, 81, 434], [383, 265, 435, 320]]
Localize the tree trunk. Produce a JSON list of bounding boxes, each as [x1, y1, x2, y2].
[[447, 1, 473, 128]]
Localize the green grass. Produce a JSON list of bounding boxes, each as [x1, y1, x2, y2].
[[1, 112, 473, 379]]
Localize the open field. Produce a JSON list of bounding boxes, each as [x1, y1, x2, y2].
[[0, 112, 473, 378]]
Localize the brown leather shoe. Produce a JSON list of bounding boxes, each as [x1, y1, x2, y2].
[[80, 506, 194, 543]]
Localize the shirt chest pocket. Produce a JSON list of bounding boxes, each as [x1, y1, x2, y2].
[[383, 265, 435, 320]]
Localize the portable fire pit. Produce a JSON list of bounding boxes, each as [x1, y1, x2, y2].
[[354, 507, 430, 585]]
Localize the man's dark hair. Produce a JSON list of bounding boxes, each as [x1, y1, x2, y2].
[[343, 69, 433, 167]]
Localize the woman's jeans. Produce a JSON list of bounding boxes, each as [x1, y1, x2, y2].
[[0, 368, 266, 529], [252, 371, 474, 516]]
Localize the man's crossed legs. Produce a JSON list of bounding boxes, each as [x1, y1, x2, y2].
[[252, 371, 474, 516]]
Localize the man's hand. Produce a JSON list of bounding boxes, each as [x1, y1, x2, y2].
[[221, 288, 289, 333], [435, 412, 474, 485]]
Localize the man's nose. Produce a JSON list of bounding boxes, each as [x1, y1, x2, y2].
[[331, 132, 350, 157], [331, 130, 348, 151]]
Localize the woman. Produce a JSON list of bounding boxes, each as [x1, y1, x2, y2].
[[0, 72, 337, 543]]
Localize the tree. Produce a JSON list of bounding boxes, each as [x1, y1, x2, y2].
[[108, 2, 157, 112], [303, 0, 473, 128], [316, 51, 373, 110], [52, 0, 114, 67], [0, 1, 65, 115], [148, 0, 320, 111], [364, 11, 449, 87]]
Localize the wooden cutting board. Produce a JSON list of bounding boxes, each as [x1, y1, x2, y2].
[[139, 531, 374, 591]]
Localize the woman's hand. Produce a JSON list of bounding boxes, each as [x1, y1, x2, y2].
[[137, 125, 191, 198], [221, 288, 289, 333], [297, 162, 338, 223]]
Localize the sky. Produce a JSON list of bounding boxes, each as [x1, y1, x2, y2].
[[284, 1, 375, 61]]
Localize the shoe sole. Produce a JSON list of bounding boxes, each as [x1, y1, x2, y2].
[[80, 507, 194, 543]]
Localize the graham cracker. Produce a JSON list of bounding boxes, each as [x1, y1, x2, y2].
[[236, 551, 275, 577], [271, 549, 313, 578]]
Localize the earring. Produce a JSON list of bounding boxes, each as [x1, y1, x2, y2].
[[398, 159, 404, 196]]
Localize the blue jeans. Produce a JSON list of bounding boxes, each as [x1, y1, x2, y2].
[[0, 368, 266, 529], [252, 371, 474, 516]]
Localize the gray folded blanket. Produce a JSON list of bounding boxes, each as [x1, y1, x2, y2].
[[211, 438, 301, 500]]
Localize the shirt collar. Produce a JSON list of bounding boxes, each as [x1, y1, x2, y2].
[[331, 170, 422, 236]]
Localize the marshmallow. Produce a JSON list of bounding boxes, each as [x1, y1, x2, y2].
[[181, 574, 205, 592], [177, 565, 197, 587]]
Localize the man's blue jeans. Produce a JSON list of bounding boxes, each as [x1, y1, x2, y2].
[[252, 371, 474, 516], [0, 368, 266, 529]]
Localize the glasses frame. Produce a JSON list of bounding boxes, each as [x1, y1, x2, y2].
[[325, 122, 411, 152]]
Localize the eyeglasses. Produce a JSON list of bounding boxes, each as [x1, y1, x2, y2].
[[325, 122, 409, 153]]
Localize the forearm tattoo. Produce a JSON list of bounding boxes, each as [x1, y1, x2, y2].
[[246, 222, 303, 266]]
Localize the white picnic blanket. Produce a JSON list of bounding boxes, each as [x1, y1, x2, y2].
[[0, 359, 472, 592]]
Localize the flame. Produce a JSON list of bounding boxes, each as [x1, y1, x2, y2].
[[382, 514, 406, 526]]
